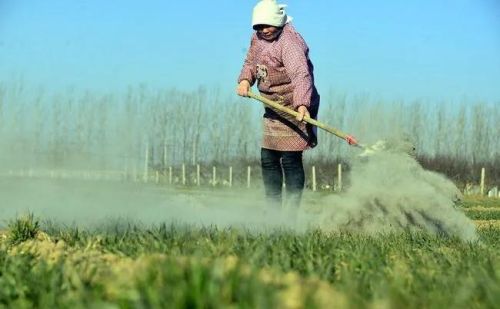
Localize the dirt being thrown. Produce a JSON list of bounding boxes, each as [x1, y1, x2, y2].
[[314, 140, 476, 242]]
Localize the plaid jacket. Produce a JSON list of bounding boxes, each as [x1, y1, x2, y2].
[[239, 23, 320, 151]]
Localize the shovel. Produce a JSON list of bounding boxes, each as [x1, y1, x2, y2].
[[248, 91, 364, 148]]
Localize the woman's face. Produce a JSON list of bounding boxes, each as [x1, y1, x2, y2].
[[254, 25, 282, 41]]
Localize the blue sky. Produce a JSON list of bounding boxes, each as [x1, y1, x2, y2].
[[1, 0, 499, 102]]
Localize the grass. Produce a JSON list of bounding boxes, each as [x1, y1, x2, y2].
[[0, 197, 498, 308], [0, 220, 498, 308], [6, 213, 40, 245], [458, 196, 500, 208], [464, 209, 500, 220]]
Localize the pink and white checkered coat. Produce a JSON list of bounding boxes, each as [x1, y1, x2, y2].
[[238, 23, 320, 151]]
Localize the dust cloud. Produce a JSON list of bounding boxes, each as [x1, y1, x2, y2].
[[0, 177, 291, 231], [313, 141, 477, 242], [0, 141, 476, 242]]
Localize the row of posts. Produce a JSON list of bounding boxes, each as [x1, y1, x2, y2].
[[142, 144, 494, 195], [143, 143, 343, 191], [143, 164, 496, 196], [3, 166, 496, 195], [143, 163, 344, 192]]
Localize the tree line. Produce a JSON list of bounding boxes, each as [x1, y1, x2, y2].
[[0, 82, 498, 185]]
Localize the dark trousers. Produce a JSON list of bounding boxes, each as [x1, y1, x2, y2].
[[261, 148, 305, 209]]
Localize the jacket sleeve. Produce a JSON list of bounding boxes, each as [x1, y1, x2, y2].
[[282, 39, 313, 109], [238, 35, 257, 85]]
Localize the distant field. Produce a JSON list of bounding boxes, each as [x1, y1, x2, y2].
[[458, 196, 500, 208]]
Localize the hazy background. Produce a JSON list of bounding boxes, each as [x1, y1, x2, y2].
[[0, 1, 498, 185]]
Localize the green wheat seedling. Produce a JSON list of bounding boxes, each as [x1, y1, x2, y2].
[[7, 213, 40, 245]]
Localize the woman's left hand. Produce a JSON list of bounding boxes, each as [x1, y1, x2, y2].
[[296, 106, 310, 122]]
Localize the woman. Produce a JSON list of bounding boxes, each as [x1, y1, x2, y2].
[[236, 0, 320, 212]]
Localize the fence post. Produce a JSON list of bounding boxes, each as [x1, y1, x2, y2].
[[168, 166, 172, 185], [480, 167, 485, 196], [143, 143, 149, 183], [337, 163, 343, 192], [247, 166, 251, 189], [229, 166, 233, 188], [192, 140, 197, 166], [196, 164, 200, 186], [312, 166, 317, 192], [155, 170, 160, 184], [212, 166, 216, 187], [182, 163, 186, 186], [163, 142, 168, 168]]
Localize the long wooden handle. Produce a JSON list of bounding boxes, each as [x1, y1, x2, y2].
[[248, 91, 356, 143]]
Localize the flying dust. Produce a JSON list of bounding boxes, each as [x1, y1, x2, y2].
[[314, 140, 477, 242], [0, 141, 476, 242]]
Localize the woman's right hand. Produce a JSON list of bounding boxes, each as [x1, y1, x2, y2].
[[236, 80, 251, 97]]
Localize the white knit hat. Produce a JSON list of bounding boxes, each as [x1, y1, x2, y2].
[[252, 0, 293, 28]]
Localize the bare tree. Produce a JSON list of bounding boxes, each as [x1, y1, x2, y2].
[[471, 102, 489, 164]]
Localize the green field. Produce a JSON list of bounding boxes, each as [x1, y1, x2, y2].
[[0, 197, 499, 309]]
